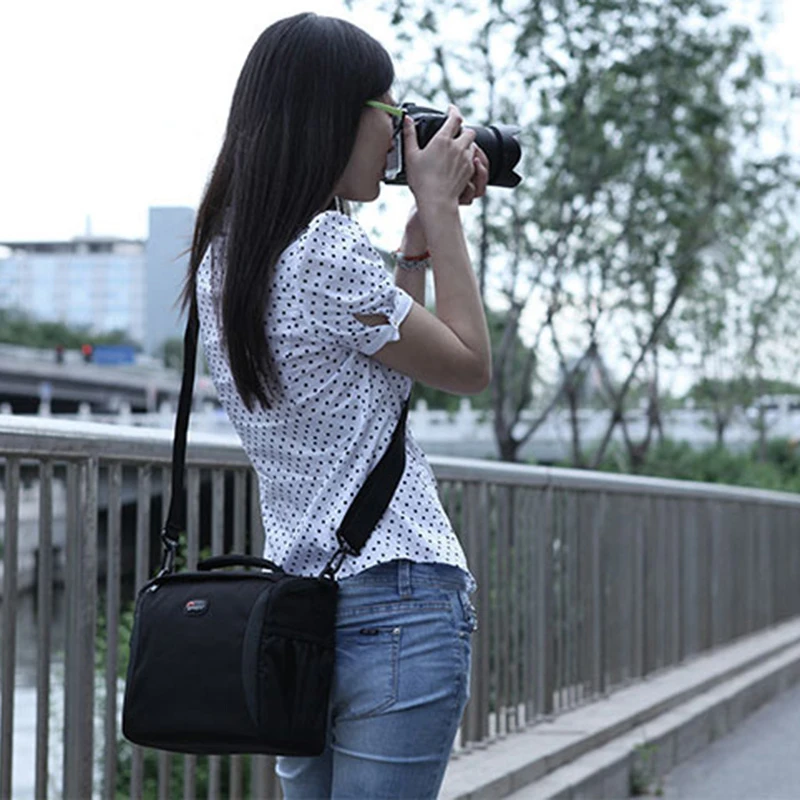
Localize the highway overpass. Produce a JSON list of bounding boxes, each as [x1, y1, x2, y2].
[[0, 344, 216, 413]]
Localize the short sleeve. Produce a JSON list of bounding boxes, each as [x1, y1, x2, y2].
[[299, 212, 413, 355]]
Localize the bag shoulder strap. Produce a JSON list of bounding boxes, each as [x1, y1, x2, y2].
[[159, 299, 408, 578]]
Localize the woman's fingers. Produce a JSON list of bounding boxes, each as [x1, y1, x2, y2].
[[403, 114, 419, 156], [459, 146, 490, 205], [458, 181, 477, 205], [438, 105, 464, 138], [473, 147, 489, 198], [456, 126, 476, 147]]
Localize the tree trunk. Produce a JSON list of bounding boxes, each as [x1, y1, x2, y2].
[[498, 437, 521, 462], [566, 383, 584, 467], [494, 415, 521, 461], [714, 414, 727, 448], [757, 409, 768, 462]]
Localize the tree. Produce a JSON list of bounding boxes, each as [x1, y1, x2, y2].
[[680, 191, 800, 450], [352, 0, 799, 468], [0, 308, 138, 350], [159, 336, 184, 370]]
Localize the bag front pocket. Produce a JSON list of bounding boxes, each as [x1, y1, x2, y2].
[[257, 632, 335, 754]]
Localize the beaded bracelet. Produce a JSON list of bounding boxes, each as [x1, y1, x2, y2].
[[394, 249, 432, 271]]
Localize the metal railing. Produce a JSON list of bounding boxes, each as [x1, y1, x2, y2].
[[2, 416, 800, 798]]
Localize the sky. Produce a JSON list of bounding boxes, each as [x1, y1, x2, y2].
[[0, 1, 379, 242], [0, 0, 798, 254]]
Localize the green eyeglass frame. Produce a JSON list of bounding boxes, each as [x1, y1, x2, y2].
[[365, 100, 405, 133]]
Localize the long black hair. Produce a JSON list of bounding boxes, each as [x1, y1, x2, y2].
[[183, 14, 394, 410]]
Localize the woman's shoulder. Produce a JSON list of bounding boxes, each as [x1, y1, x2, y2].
[[286, 211, 379, 273]]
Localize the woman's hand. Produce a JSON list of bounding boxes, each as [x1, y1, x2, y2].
[[403, 106, 477, 211], [459, 145, 489, 206]]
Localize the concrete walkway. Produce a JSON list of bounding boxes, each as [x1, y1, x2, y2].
[[658, 680, 800, 799], [442, 617, 800, 799]]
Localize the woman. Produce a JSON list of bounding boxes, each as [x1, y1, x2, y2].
[[184, 12, 491, 799]]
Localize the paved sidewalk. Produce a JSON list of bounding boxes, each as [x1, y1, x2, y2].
[[657, 680, 800, 800], [441, 618, 800, 799]]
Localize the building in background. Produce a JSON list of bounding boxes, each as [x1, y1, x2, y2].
[[0, 206, 194, 354], [143, 206, 195, 353]]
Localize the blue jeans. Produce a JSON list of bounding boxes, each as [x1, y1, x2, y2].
[[276, 559, 477, 799]]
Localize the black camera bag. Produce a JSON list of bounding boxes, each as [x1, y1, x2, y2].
[[121, 301, 408, 755]]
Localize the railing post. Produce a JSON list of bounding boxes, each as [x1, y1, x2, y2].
[[129, 464, 151, 799], [0, 458, 20, 800], [35, 460, 54, 800], [496, 485, 510, 735], [64, 458, 98, 800], [522, 488, 536, 725], [633, 499, 645, 680], [62, 462, 78, 798], [536, 485, 555, 717], [591, 493, 606, 697], [103, 463, 122, 800], [464, 479, 490, 743]]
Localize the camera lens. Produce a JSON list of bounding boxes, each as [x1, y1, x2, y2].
[[471, 125, 522, 188]]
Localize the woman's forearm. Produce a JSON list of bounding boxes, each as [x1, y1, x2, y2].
[[418, 202, 491, 380], [393, 208, 428, 306], [394, 266, 426, 306]]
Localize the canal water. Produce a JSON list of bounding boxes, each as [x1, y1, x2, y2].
[[4, 587, 68, 799]]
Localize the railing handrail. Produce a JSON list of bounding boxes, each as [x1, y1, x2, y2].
[[431, 455, 800, 506], [0, 415, 250, 467], [2, 415, 800, 507]]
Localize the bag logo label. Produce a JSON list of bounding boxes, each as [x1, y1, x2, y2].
[[184, 598, 209, 616]]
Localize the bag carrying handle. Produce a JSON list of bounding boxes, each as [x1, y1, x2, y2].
[[158, 298, 408, 579], [197, 554, 284, 573]]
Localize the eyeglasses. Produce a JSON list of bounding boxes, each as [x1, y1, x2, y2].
[[365, 100, 405, 135]]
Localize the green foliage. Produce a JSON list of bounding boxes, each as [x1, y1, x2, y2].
[[687, 377, 800, 406], [95, 604, 135, 680], [0, 307, 138, 349], [630, 742, 663, 796], [688, 378, 800, 410], [688, 377, 756, 409], [592, 438, 800, 493], [159, 337, 184, 370], [115, 745, 255, 800], [410, 382, 464, 413]]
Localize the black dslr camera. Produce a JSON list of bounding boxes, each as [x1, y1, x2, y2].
[[383, 102, 522, 188]]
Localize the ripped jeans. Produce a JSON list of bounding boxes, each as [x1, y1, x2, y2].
[[276, 559, 478, 799]]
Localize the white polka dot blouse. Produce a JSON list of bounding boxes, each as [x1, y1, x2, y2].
[[196, 210, 475, 588]]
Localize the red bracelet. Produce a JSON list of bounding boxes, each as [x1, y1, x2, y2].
[[393, 249, 430, 262]]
